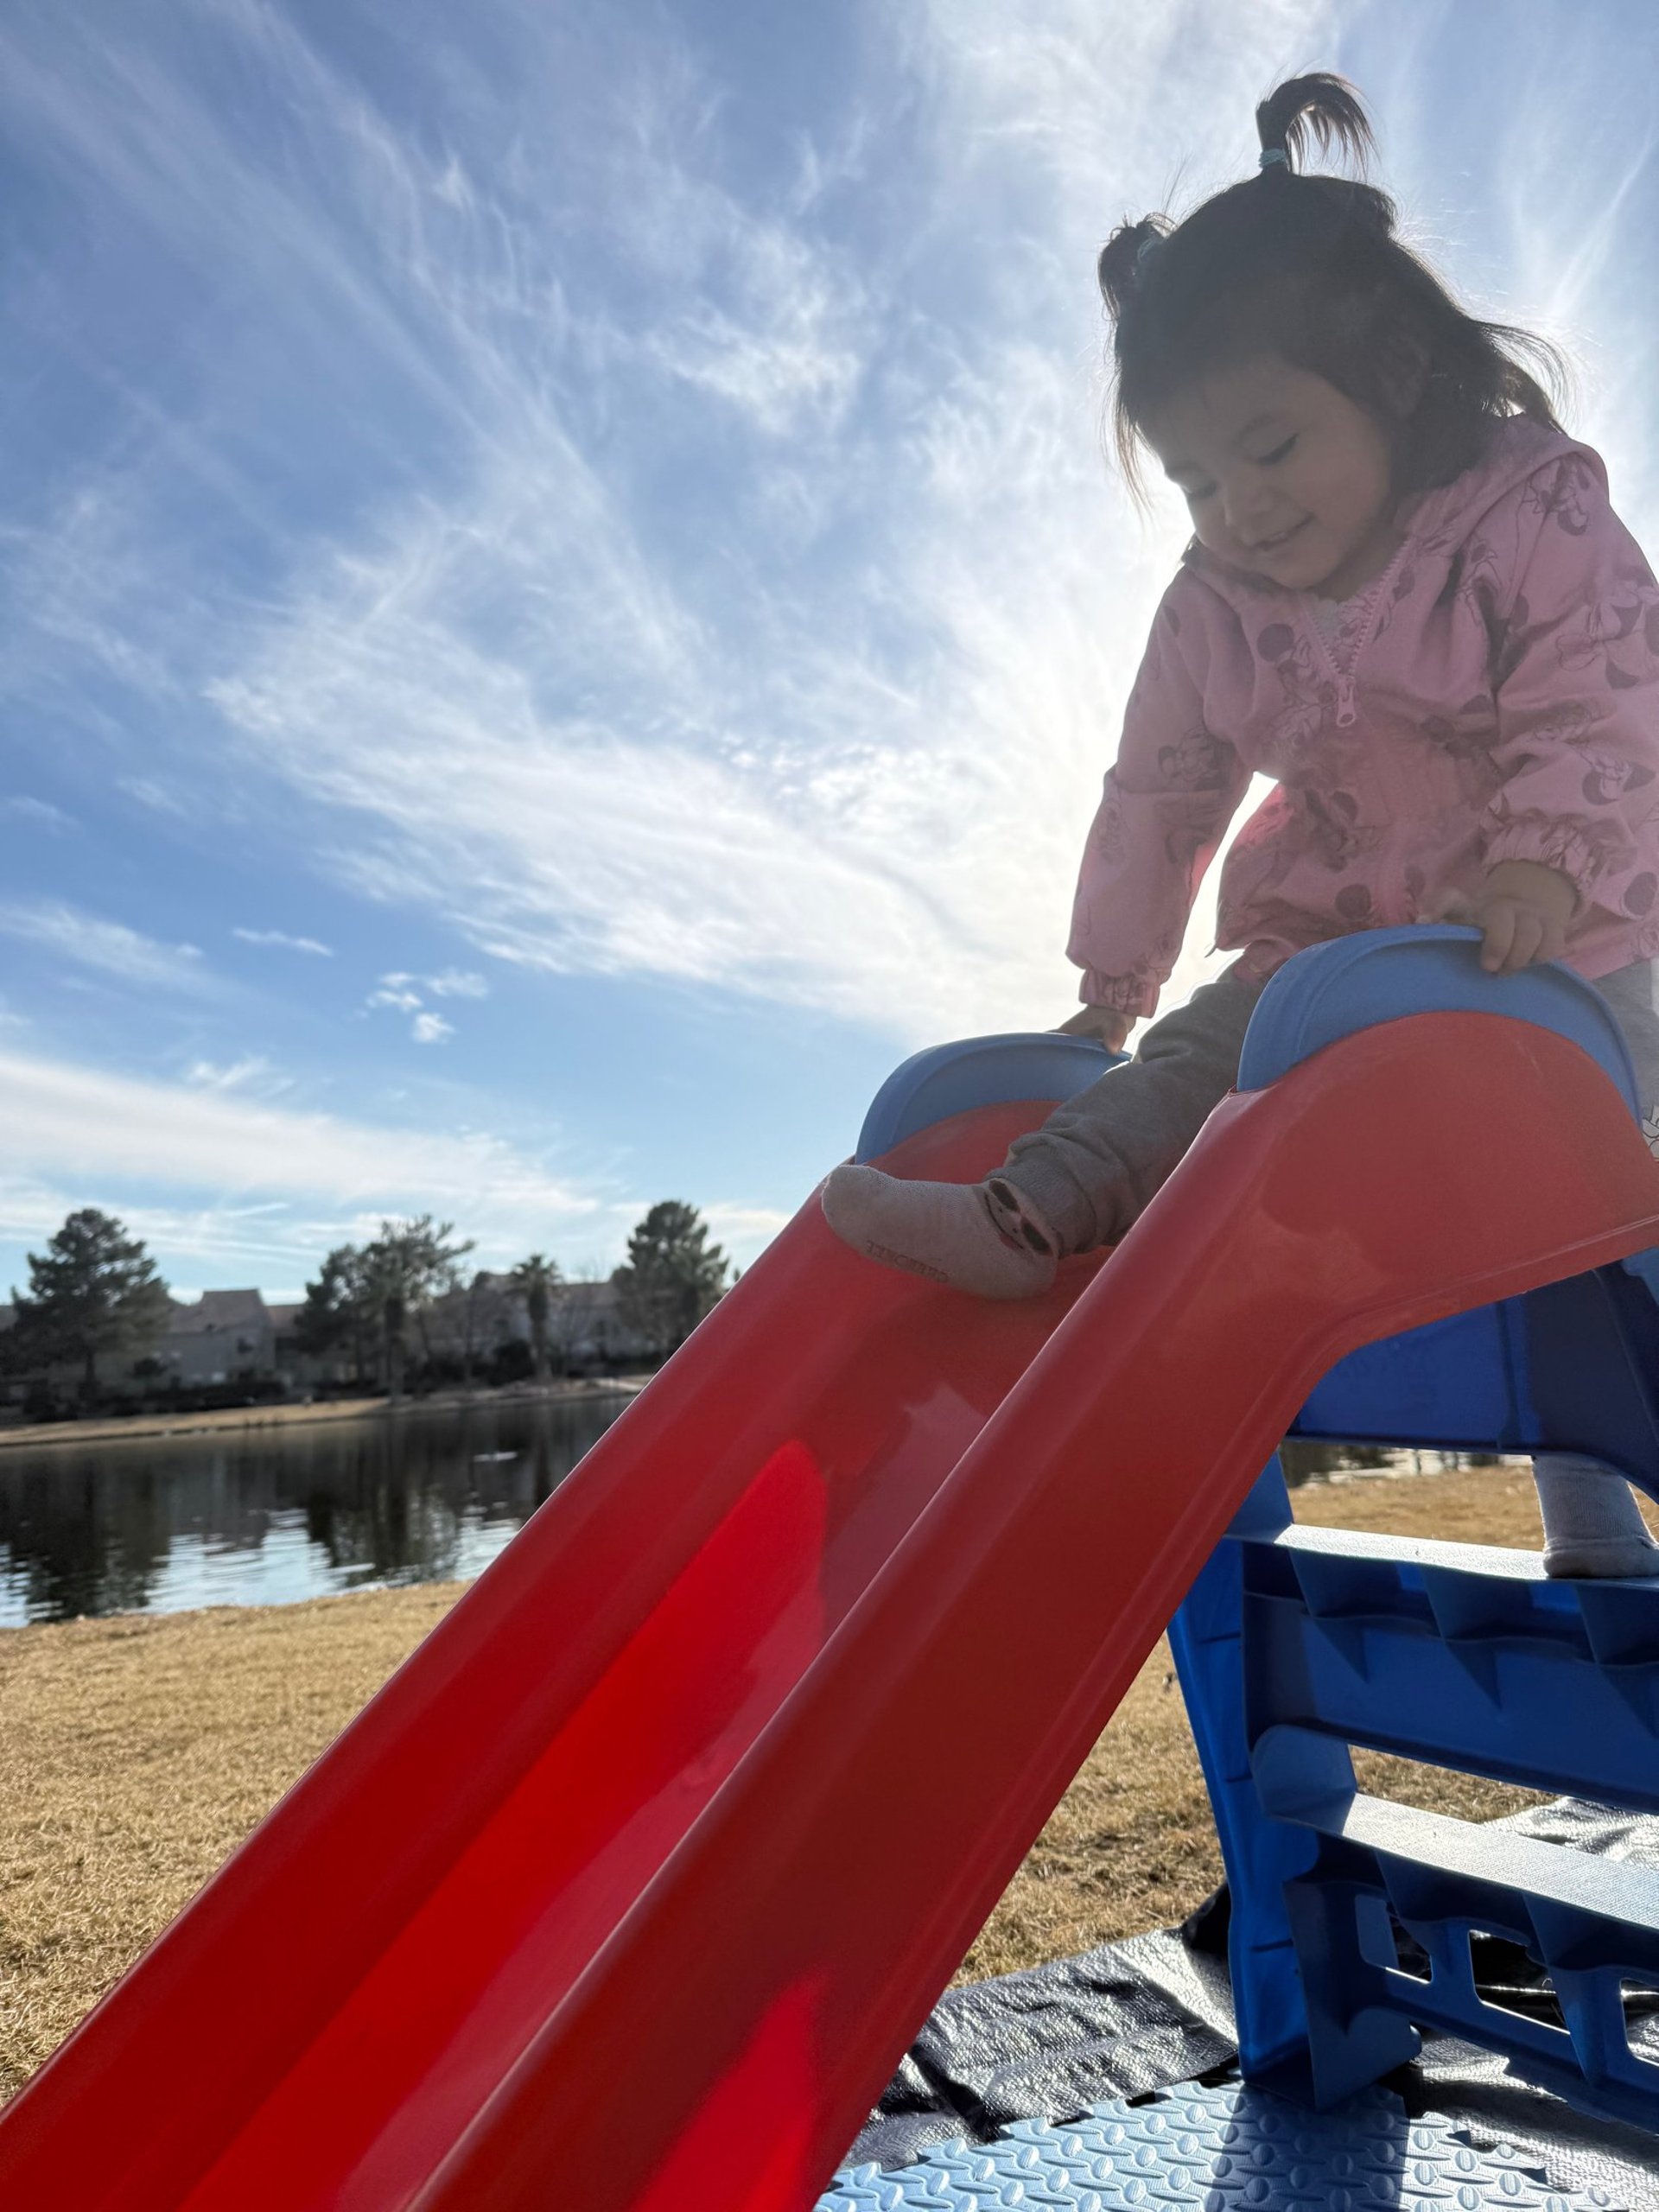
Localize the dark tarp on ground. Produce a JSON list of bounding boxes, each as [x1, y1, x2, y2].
[[849, 1799, 1659, 2209]]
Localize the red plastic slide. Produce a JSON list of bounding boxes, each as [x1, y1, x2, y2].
[[3, 1014, 1658, 2211]]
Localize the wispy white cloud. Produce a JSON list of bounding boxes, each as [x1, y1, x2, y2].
[[184, 1054, 294, 1096], [0, 1044, 596, 1221], [192, 3, 1312, 1038], [1, 796, 73, 830], [362, 968, 481, 1042], [641, 225, 868, 439], [3, 0, 1653, 1084], [0, 1177, 310, 1283], [376, 966, 488, 1000], [0, 899, 207, 990], [0, 1173, 550, 1294], [233, 925, 334, 956], [118, 778, 193, 817]]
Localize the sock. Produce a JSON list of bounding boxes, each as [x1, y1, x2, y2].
[[820, 1165, 1059, 1300], [1534, 1455, 1659, 1579]]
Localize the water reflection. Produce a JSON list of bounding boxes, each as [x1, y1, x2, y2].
[[0, 1394, 632, 1626]]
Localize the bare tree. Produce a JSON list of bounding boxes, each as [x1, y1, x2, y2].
[[544, 1267, 609, 1373]]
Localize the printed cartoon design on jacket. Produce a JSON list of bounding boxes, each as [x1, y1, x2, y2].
[[1581, 753, 1656, 806], [1519, 452, 1598, 538], [1484, 792, 1643, 901], [1253, 621, 1330, 759], [1516, 698, 1607, 753], [1420, 701, 1506, 810], [1068, 420, 1659, 1020], [1557, 572, 1659, 692], [1157, 728, 1234, 792], [1085, 793, 1127, 868], [1437, 531, 1551, 689], [1300, 786, 1379, 873], [1434, 534, 1505, 622]]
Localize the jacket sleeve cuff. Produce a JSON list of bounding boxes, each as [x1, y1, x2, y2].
[[1078, 969, 1160, 1019], [1481, 816, 1596, 909]]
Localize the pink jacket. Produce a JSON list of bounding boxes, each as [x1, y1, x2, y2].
[[1071, 418, 1659, 1017]]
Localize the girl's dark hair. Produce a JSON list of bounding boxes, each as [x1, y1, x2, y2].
[[1097, 73, 1567, 502]]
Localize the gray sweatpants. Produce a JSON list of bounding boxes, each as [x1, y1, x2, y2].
[[1001, 959, 1659, 1256], [999, 959, 1659, 1556]]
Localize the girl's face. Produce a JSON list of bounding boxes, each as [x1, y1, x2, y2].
[[1146, 358, 1401, 601]]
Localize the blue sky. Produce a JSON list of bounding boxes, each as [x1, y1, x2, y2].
[[2, 0, 1656, 1300]]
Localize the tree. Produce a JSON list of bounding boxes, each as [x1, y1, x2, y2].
[[10, 1209, 171, 1407], [293, 1245, 376, 1385], [456, 1268, 511, 1386], [357, 1217, 475, 1399], [612, 1202, 729, 1356], [294, 1218, 474, 1396], [507, 1253, 563, 1382], [545, 1266, 609, 1372]]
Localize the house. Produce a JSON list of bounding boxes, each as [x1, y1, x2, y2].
[[0, 1274, 662, 1412], [416, 1275, 658, 1373], [417, 1273, 521, 1371], [161, 1289, 276, 1387], [545, 1279, 657, 1368], [0, 1289, 289, 1408]]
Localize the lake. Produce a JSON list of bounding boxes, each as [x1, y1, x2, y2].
[[0, 1398, 1440, 1631], [0, 1392, 635, 1627]]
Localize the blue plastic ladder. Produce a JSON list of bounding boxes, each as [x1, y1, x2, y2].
[[1170, 928, 1659, 2132], [855, 925, 1659, 2135]]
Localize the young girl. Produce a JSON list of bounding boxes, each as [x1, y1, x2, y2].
[[824, 73, 1659, 1578]]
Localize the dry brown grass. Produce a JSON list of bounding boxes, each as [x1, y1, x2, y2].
[[0, 1397, 394, 1452], [0, 1586, 456, 2101], [4, 1459, 1649, 2102]]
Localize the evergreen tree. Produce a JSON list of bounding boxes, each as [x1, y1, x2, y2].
[[612, 1202, 729, 1355], [10, 1209, 171, 1406], [507, 1253, 563, 1382], [293, 1245, 375, 1384]]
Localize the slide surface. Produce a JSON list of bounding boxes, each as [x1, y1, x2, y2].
[[3, 1015, 1658, 2211]]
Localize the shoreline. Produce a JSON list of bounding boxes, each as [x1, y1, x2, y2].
[[0, 1376, 652, 1454]]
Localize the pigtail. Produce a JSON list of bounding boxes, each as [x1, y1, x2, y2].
[[1096, 216, 1170, 321], [1255, 72, 1375, 175], [1101, 69, 1567, 501]]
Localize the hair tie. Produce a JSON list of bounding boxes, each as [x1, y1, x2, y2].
[[1135, 232, 1162, 271], [1258, 147, 1290, 171]]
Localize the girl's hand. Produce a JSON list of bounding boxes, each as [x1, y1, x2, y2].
[[1057, 1004, 1134, 1051], [1426, 861, 1578, 976]]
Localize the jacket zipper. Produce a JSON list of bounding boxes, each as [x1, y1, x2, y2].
[[1299, 541, 1412, 728], [1299, 542, 1416, 919]]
